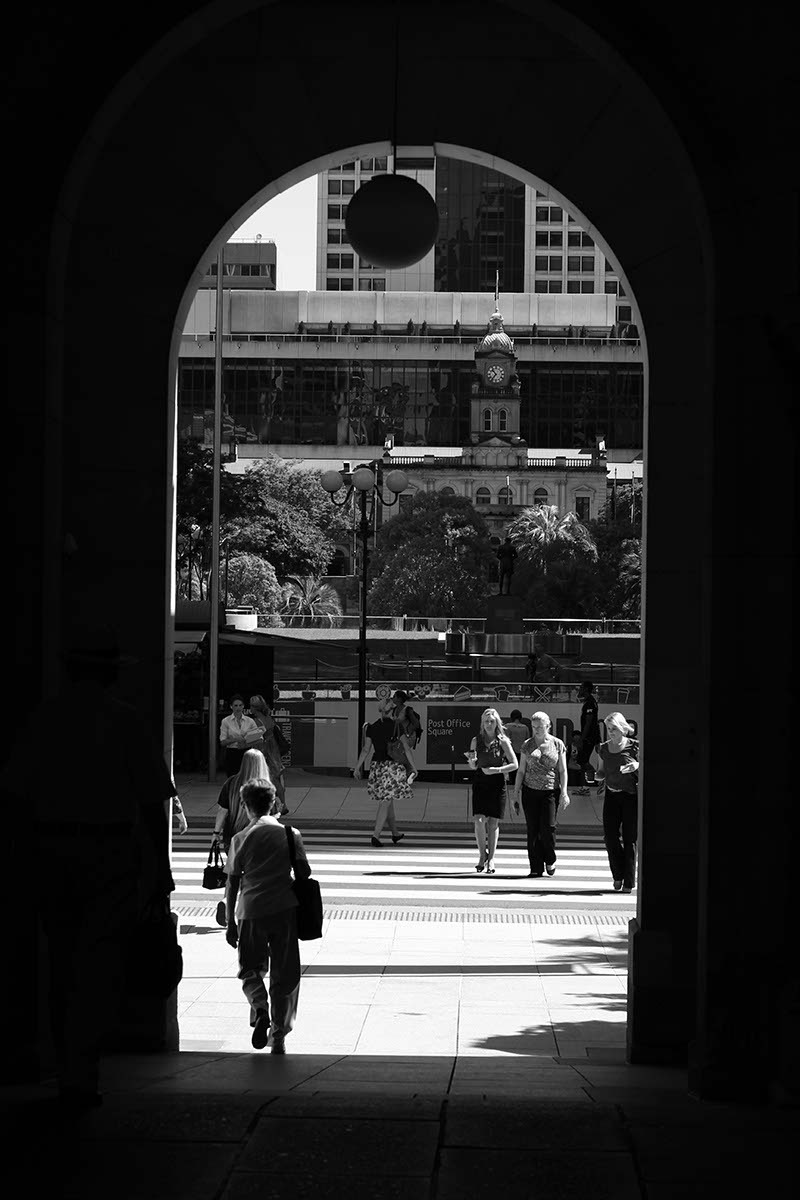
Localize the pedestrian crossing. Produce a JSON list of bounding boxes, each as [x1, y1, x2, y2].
[[172, 826, 635, 911]]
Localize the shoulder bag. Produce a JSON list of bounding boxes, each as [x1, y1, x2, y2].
[[202, 840, 227, 889], [285, 825, 323, 941], [386, 721, 410, 767]]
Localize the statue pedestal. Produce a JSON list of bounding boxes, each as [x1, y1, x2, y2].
[[485, 594, 525, 634]]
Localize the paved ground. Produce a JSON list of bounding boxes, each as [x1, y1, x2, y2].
[[3, 766, 794, 1197]]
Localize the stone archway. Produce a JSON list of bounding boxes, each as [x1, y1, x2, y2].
[[45, 0, 711, 1071]]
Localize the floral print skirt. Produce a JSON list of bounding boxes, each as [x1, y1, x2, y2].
[[367, 759, 412, 806]]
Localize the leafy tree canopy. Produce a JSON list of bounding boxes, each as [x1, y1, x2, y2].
[[225, 554, 283, 614], [368, 491, 495, 617]]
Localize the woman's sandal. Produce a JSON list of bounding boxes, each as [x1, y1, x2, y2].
[[485, 862, 496, 874], [475, 861, 486, 872]]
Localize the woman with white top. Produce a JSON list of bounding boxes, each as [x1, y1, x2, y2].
[[591, 711, 639, 892], [513, 711, 569, 878]]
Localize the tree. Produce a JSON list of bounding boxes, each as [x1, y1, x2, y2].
[[233, 499, 340, 580], [281, 576, 344, 627], [176, 444, 352, 598], [224, 553, 282, 614], [508, 504, 598, 578], [368, 491, 495, 617]]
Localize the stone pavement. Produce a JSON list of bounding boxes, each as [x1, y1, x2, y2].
[[3, 767, 795, 1196]]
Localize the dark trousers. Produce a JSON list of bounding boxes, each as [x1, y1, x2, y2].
[[602, 787, 638, 887], [498, 568, 513, 595], [577, 741, 596, 782], [521, 787, 558, 872], [224, 747, 245, 776]]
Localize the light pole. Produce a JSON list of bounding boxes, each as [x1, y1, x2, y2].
[[321, 458, 408, 753]]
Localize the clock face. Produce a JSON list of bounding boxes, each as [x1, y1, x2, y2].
[[486, 364, 506, 385]]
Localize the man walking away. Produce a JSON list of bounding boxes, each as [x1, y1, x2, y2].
[[225, 779, 311, 1054], [577, 681, 600, 785]]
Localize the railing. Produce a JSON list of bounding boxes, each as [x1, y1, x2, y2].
[[194, 332, 641, 349], [387, 455, 603, 470], [260, 614, 640, 635], [275, 680, 641, 705]]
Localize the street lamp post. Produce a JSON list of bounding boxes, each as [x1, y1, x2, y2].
[[321, 458, 408, 754]]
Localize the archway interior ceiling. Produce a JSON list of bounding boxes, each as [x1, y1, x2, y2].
[[66, 0, 704, 346]]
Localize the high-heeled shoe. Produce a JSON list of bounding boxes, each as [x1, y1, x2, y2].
[[485, 862, 496, 874], [370, 836, 383, 847], [391, 833, 405, 844], [475, 861, 486, 872]]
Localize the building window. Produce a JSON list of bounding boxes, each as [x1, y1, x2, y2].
[[575, 496, 591, 522], [340, 277, 354, 290], [535, 254, 549, 271], [549, 255, 562, 271], [342, 179, 355, 195], [533, 487, 549, 506], [499, 485, 513, 506], [328, 229, 342, 244], [548, 281, 562, 292], [326, 253, 354, 269], [534, 231, 563, 248], [326, 278, 340, 290], [567, 281, 580, 293], [373, 279, 386, 290], [535, 280, 548, 292], [475, 486, 491, 505], [535, 206, 549, 222], [328, 179, 342, 194], [498, 408, 508, 432], [482, 408, 492, 431], [617, 305, 632, 322], [605, 280, 619, 293], [440, 486, 456, 496], [549, 206, 563, 222], [581, 255, 594, 273], [568, 255, 580, 272], [358, 277, 386, 291], [581, 233, 594, 247], [581, 281, 594, 292]]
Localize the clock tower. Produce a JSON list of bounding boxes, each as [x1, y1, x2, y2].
[[469, 304, 525, 449]]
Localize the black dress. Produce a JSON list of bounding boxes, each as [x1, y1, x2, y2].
[[471, 736, 508, 819]]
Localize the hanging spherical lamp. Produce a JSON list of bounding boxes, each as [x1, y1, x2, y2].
[[346, 174, 439, 270]]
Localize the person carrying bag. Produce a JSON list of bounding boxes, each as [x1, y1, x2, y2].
[[285, 825, 323, 941]]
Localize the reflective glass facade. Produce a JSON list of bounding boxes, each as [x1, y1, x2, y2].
[[434, 160, 526, 292], [178, 360, 643, 450]]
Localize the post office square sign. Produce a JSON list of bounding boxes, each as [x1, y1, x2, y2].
[[426, 706, 482, 764]]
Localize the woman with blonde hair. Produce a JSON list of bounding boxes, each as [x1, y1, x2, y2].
[[591, 711, 639, 893], [213, 748, 273, 852], [513, 711, 569, 878], [465, 708, 518, 874], [248, 694, 289, 816], [212, 748, 273, 926]]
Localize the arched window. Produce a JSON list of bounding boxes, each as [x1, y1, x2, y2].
[[475, 486, 491, 505], [533, 487, 549, 506], [498, 408, 508, 432], [440, 486, 456, 496], [482, 408, 492, 432], [499, 485, 513, 506]]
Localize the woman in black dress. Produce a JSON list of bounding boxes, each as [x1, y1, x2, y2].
[[466, 708, 518, 874]]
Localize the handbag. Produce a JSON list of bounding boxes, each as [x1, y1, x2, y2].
[[285, 825, 323, 941], [126, 898, 183, 997], [386, 721, 409, 767], [202, 841, 227, 889]]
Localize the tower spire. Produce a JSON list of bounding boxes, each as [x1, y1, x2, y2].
[[495, 268, 499, 306]]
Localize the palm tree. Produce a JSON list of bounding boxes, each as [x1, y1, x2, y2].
[[508, 504, 597, 576], [616, 539, 641, 617], [281, 576, 344, 627]]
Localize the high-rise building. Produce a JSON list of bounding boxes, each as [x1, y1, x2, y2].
[[315, 155, 635, 326], [199, 236, 277, 289]]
